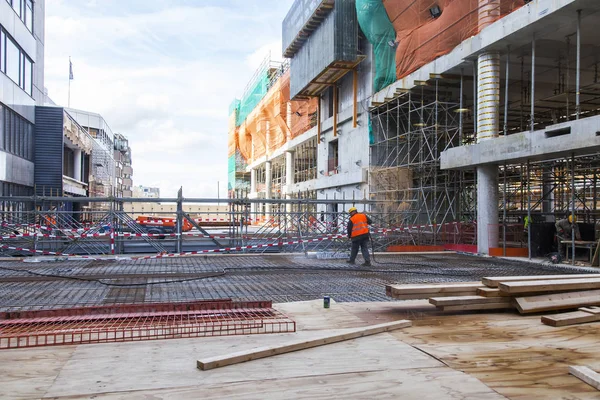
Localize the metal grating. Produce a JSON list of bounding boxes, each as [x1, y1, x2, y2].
[[0, 300, 296, 349]]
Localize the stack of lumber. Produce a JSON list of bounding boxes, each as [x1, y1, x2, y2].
[[386, 273, 600, 327]]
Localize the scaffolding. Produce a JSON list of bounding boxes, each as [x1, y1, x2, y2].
[[369, 83, 476, 246]]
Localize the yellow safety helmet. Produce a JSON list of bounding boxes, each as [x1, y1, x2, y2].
[[348, 207, 358, 213], [568, 215, 577, 223]]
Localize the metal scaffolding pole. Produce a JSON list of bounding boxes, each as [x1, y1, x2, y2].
[[576, 9, 582, 120], [531, 35, 535, 132]]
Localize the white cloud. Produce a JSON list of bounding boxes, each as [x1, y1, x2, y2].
[[45, 0, 294, 198]]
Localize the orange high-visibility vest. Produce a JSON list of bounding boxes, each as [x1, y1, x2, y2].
[[350, 213, 369, 237]]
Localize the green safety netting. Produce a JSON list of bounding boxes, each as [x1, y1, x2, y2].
[[229, 99, 241, 116], [227, 154, 236, 191], [233, 69, 270, 126], [356, 0, 397, 93]]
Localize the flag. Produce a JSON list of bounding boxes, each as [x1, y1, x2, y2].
[[69, 58, 74, 80]]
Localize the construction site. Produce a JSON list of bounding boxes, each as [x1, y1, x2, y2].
[[4, 0, 600, 398]]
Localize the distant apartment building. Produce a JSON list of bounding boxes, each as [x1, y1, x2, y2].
[[114, 133, 132, 197], [0, 0, 45, 210], [65, 108, 116, 198], [133, 185, 159, 199]]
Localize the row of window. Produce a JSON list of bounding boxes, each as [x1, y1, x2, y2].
[[0, 28, 33, 96], [5, 0, 34, 33], [0, 104, 34, 161]]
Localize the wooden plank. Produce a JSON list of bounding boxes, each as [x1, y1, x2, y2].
[[482, 274, 600, 288], [499, 278, 600, 294], [515, 290, 600, 314], [388, 291, 478, 300], [541, 311, 600, 327], [429, 296, 511, 307], [438, 303, 515, 312], [569, 366, 600, 390], [476, 287, 510, 297], [579, 306, 600, 314], [197, 320, 412, 371], [387, 282, 481, 295]]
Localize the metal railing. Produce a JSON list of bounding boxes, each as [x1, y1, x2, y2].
[[0, 192, 478, 258]]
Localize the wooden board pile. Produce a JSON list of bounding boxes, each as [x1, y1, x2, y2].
[[386, 273, 600, 327]]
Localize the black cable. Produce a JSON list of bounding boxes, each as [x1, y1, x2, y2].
[[0, 265, 227, 287]]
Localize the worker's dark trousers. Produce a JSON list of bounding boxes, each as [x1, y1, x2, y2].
[[349, 235, 371, 263]]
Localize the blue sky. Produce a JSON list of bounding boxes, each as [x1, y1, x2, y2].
[[45, 0, 294, 197]]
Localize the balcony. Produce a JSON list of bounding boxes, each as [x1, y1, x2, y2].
[[123, 178, 133, 187], [123, 165, 133, 175]]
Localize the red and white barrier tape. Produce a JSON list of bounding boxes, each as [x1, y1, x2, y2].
[[0, 234, 348, 261]]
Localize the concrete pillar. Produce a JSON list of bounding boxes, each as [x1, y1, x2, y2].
[[285, 151, 295, 214], [476, 0, 501, 254], [265, 161, 272, 218], [74, 149, 82, 181], [477, 165, 499, 253]]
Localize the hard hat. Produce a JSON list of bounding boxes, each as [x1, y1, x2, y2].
[[348, 207, 358, 213], [568, 215, 577, 223]]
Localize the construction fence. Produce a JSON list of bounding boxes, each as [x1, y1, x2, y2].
[[0, 194, 479, 259]]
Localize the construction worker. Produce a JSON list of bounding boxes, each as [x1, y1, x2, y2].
[[346, 207, 372, 266], [556, 215, 581, 256]]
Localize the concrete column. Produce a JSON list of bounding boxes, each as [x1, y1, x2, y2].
[[477, 165, 499, 253], [475, 0, 501, 254], [73, 149, 82, 182], [250, 168, 257, 217], [285, 151, 295, 214], [265, 161, 272, 218]]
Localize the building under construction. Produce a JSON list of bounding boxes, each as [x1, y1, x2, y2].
[[228, 0, 600, 257]]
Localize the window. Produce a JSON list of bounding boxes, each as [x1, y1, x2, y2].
[[1, 105, 34, 161], [5, 36, 19, 84], [23, 55, 31, 95], [0, 31, 4, 73], [5, 0, 33, 33], [25, 0, 33, 32], [0, 28, 34, 96], [11, 0, 21, 18], [327, 140, 339, 174]]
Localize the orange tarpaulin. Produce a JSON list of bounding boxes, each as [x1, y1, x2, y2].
[[228, 71, 318, 165], [383, 0, 525, 79]]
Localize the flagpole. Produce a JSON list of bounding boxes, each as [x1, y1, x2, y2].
[[68, 56, 71, 107]]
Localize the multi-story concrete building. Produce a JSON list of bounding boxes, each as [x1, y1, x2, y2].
[[229, 0, 371, 221], [0, 0, 44, 209], [231, 0, 600, 257]]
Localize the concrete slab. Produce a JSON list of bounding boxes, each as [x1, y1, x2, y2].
[[441, 115, 600, 169]]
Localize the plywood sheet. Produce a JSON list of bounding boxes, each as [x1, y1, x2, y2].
[[274, 299, 365, 330], [53, 368, 506, 400], [0, 346, 76, 400], [43, 331, 441, 398]]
